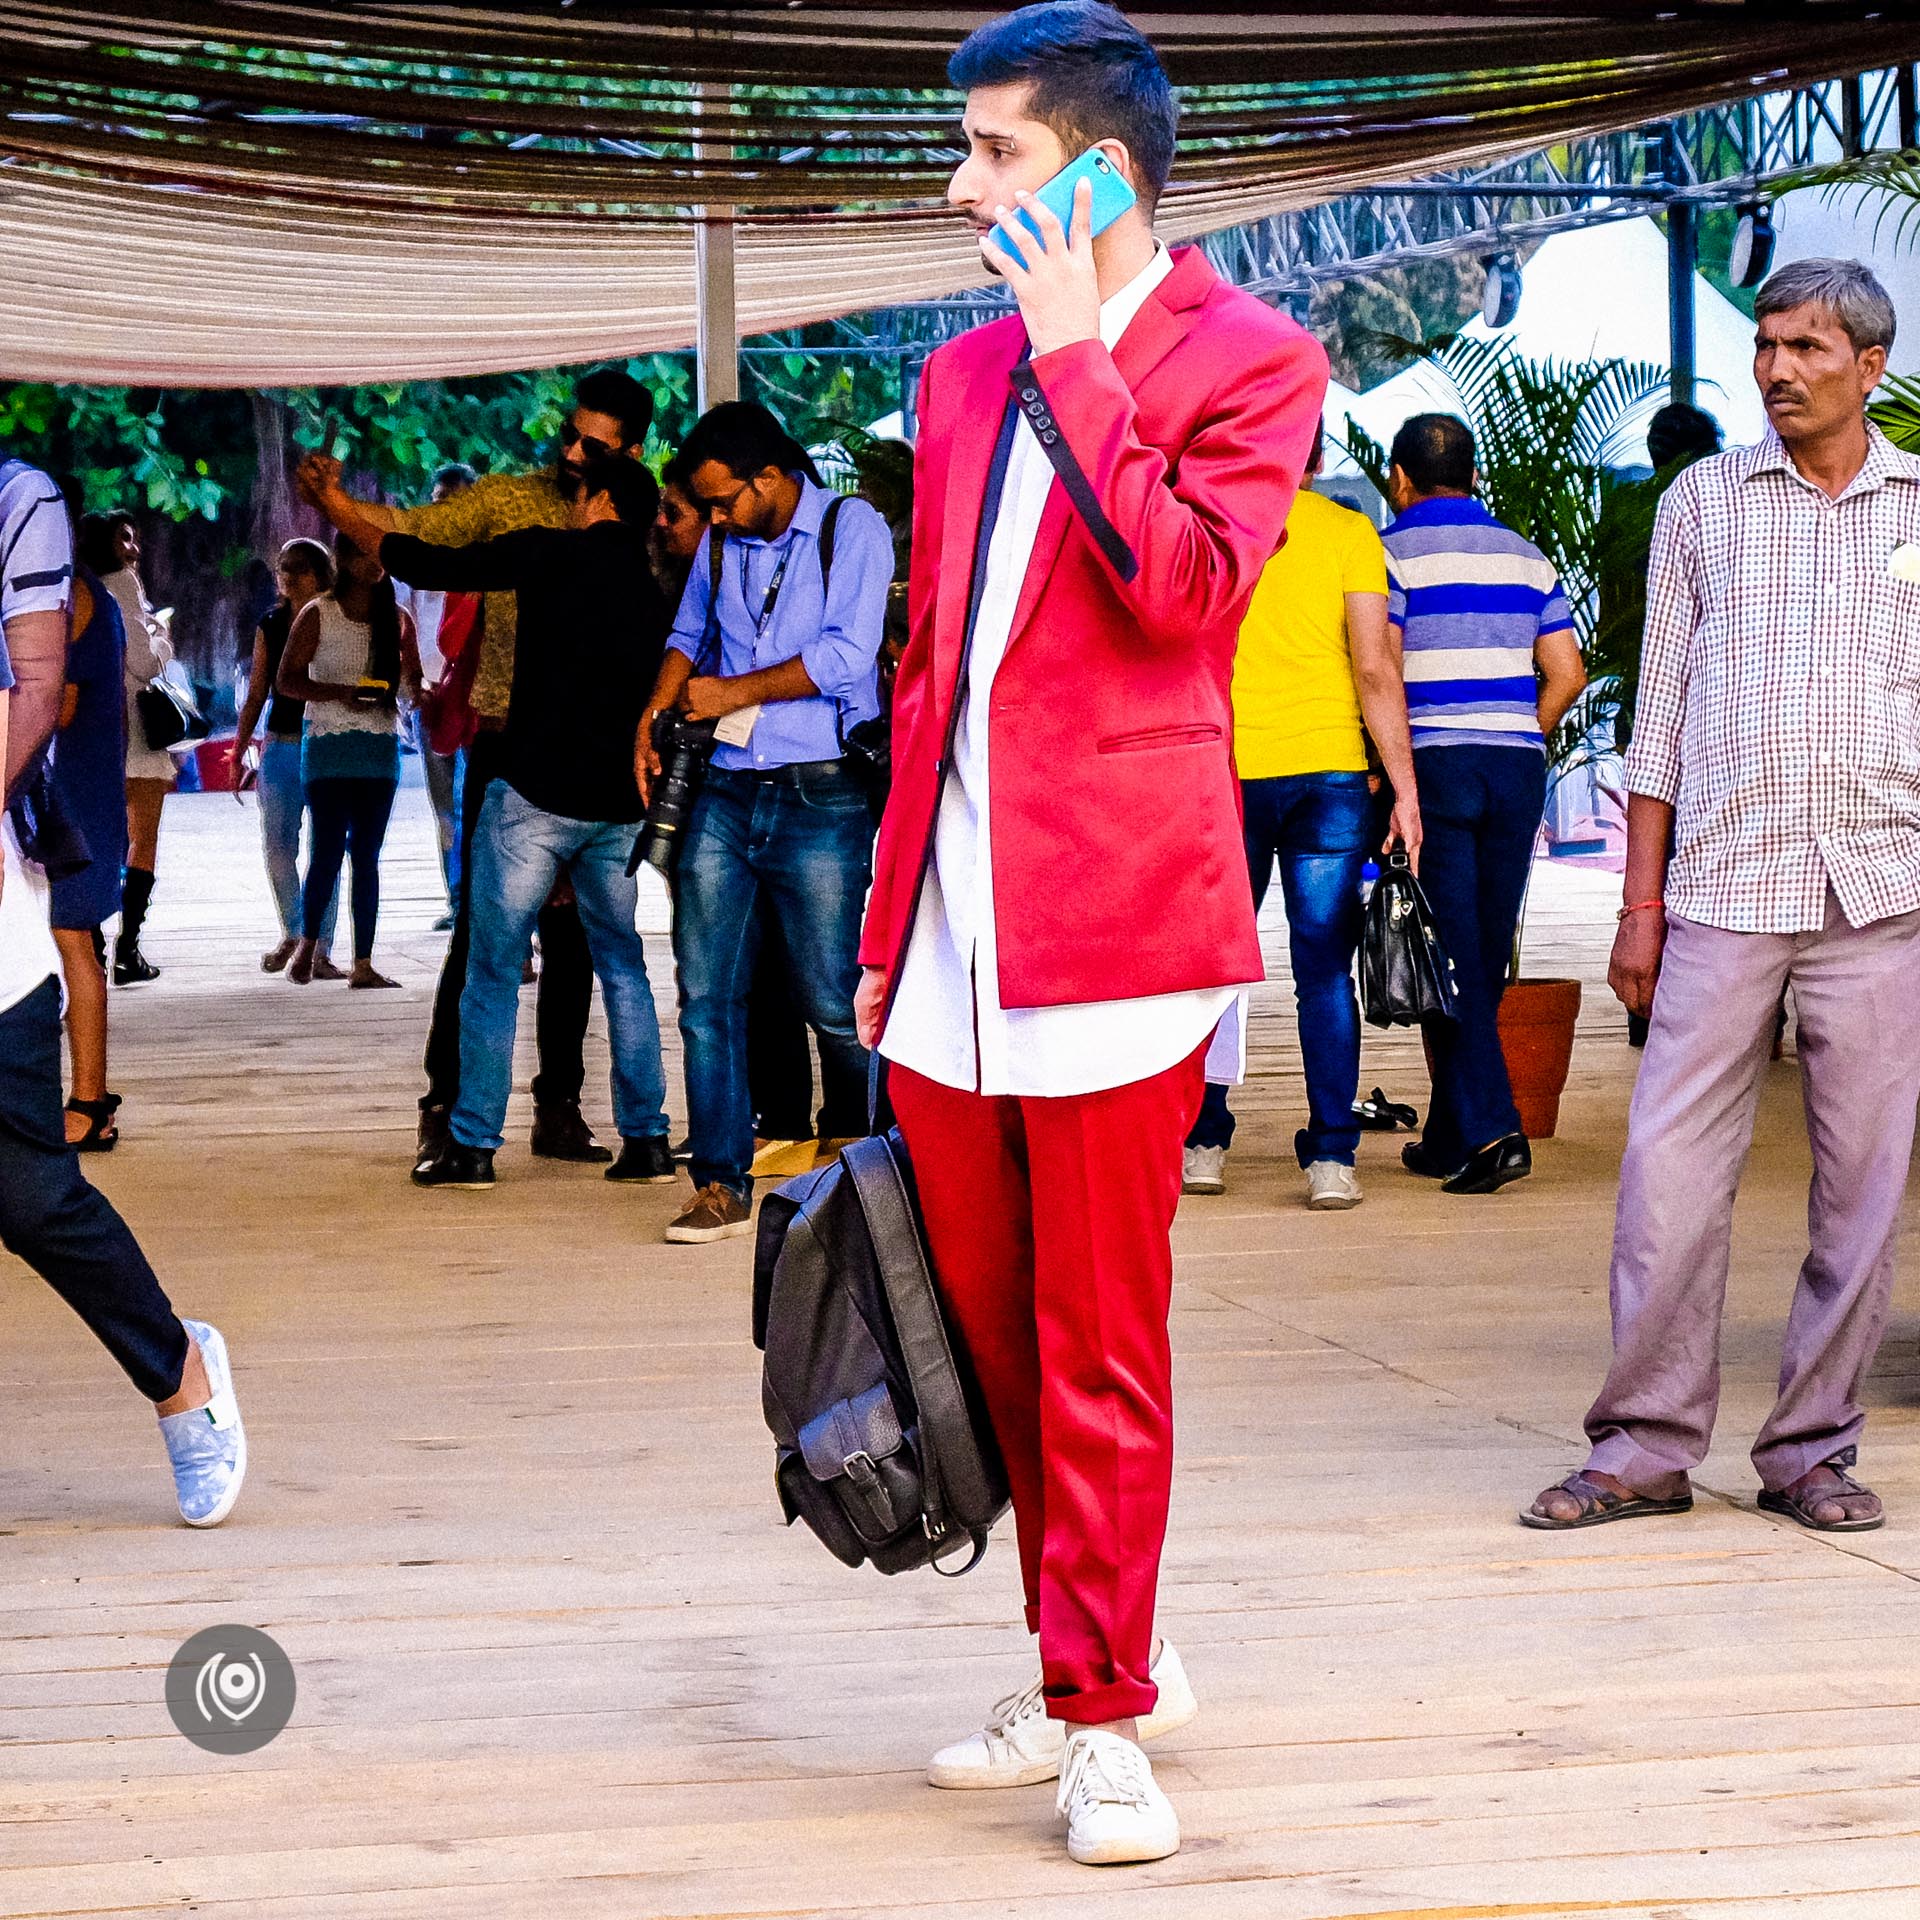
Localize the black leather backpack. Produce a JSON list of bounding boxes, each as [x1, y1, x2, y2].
[[752, 1130, 1008, 1576]]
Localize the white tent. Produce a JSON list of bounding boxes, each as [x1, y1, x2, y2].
[[1321, 215, 1768, 466]]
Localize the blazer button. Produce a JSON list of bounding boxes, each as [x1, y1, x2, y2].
[[1040, 429, 1058, 445], [1019, 386, 1038, 402]]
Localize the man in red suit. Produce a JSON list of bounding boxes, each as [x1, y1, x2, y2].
[[853, 0, 1327, 1868]]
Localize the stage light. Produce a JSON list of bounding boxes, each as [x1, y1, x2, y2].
[[1729, 200, 1776, 289], [1481, 252, 1522, 329]]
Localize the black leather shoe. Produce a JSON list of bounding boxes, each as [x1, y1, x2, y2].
[[605, 1136, 678, 1184], [411, 1141, 496, 1189], [1441, 1133, 1532, 1194], [1401, 1139, 1463, 1180], [112, 943, 160, 986], [530, 1104, 613, 1163]]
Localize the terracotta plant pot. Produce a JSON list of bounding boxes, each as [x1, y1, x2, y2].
[[1496, 977, 1583, 1139]]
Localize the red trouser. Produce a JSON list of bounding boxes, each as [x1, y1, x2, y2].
[[889, 1045, 1205, 1725]]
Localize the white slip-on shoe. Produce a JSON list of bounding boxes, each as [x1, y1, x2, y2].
[[1305, 1159, 1362, 1209], [1181, 1145, 1226, 1195], [1057, 1728, 1180, 1866], [158, 1321, 247, 1528], [927, 1640, 1197, 1789]]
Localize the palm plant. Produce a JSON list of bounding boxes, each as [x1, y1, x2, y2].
[[1340, 335, 1669, 766]]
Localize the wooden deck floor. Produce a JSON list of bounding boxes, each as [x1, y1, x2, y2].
[[6, 788, 1920, 1920]]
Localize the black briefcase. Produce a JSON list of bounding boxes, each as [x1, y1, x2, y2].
[[1360, 851, 1460, 1028]]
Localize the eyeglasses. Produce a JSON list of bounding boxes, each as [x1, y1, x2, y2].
[[689, 473, 759, 518], [560, 421, 621, 460]]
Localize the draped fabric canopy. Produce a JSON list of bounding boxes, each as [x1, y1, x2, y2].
[[0, 2, 1908, 385]]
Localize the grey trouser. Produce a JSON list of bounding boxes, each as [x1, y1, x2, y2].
[[1585, 892, 1920, 1492]]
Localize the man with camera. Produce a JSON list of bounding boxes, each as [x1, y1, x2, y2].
[[636, 402, 891, 1245], [854, 0, 1326, 1867], [312, 456, 676, 1190], [297, 367, 655, 1173]]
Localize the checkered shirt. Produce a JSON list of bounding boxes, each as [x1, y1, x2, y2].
[[1625, 423, 1920, 933]]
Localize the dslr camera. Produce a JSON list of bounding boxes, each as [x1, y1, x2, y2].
[[634, 708, 717, 874]]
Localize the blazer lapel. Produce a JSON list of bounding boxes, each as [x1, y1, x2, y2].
[[1001, 251, 1213, 654]]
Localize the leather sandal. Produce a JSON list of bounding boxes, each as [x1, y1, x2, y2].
[[1519, 1470, 1693, 1530], [66, 1092, 122, 1153], [1757, 1455, 1884, 1533]]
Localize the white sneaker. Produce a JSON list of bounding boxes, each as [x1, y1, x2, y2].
[[1182, 1145, 1226, 1195], [1057, 1729, 1179, 1865], [926, 1638, 1198, 1789], [1305, 1160, 1362, 1209]]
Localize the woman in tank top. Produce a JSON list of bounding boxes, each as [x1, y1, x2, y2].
[[274, 531, 419, 989], [230, 538, 342, 975]]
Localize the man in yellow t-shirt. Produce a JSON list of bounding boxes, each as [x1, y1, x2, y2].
[[1183, 426, 1422, 1210]]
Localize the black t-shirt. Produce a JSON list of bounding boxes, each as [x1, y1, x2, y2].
[[259, 601, 307, 737], [379, 521, 668, 824]]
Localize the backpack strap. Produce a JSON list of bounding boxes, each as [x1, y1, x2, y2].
[[818, 492, 845, 595], [839, 1133, 992, 1574]]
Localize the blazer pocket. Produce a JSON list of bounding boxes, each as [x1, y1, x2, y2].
[[1096, 722, 1222, 754]]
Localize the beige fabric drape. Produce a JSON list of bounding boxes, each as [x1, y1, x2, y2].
[[0, 4, 1908, 385]]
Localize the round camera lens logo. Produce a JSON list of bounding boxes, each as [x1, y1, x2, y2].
[[165, 1626, 295, 1753]]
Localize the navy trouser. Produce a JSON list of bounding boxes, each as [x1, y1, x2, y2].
[[673, 762, 872, 1200], [0, 977, 187, 1401], [302, 775, 397, 959], [1410, 743, 1547, 1162], [1187, 771, 1372, 1167]]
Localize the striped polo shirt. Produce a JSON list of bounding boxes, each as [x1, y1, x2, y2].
[[1383, 495, 1574, 752]]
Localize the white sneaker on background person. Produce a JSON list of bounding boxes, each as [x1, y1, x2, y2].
[[1057, 1727, 1180, 1865], [927, 1639, 1198, 1789], [1305, 1160, 1362, 1209], [157, 1320, 247, 1527], [1181, 1144, 1226, 1195]]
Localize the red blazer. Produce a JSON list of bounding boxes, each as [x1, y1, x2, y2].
[[862, 245, 1329, 1010]]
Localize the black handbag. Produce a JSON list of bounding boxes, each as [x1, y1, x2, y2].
[[1360, 850, 1460, 1028], [753, 1128, 1008, 1577], [136, 675, 206, 752]]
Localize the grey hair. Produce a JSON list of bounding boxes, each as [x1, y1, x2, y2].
[[1755, 257, 1897, 354]]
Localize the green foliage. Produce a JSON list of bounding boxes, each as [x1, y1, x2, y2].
[[1340, 336, 1669, 766], [1869, 370, 1920, 454], [0, 382, 248, 519]]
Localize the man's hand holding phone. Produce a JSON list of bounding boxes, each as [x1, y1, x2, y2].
[[980, 177, 1101, 358]]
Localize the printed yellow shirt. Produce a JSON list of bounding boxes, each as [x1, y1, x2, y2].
[[1231, 488, 1388, 781], [391, 471, 568, 721]]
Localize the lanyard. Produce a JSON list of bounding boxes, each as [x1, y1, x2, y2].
[[742, 536, 798, 648]]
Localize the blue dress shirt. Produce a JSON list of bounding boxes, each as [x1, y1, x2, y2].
[[665, 475, 891, 771]]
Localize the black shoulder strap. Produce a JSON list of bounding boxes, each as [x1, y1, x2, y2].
[[695, 524, 725, 673], [818, 492, 846, 596]]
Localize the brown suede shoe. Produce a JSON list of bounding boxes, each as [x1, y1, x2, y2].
[[665, 1183, 753, 1244]]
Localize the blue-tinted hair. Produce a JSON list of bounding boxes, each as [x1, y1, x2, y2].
[[949, 2, 1178, 205]]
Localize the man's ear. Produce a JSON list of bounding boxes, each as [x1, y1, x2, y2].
[[1860, 343, 1889, 396]]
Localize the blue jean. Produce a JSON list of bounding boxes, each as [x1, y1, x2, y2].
[[673, 763, 872, 1200], [451, 782, 667, 1154], [1188, 771, 1373, 1166], [257, 736, 337, 947], [1411, 744, 1548, 1162]]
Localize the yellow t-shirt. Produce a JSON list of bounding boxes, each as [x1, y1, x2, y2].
[[1231, 488, 1388, 780]]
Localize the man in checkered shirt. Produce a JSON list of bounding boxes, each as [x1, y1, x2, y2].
[[1528, 260, 1920, 1537]]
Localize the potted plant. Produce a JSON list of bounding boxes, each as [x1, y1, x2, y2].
[[1345, 335, 1668, 1135]]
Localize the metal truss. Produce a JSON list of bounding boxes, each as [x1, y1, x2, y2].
[[1199, 64, 1919, 305], [758, 59, 1918, 404]]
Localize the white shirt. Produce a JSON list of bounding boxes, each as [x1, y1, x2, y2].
[[882, 244, 1247, 1098], [0, 459, 69, 1017]]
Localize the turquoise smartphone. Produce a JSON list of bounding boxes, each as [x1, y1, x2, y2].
[[991, 147, 1136, 259]]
